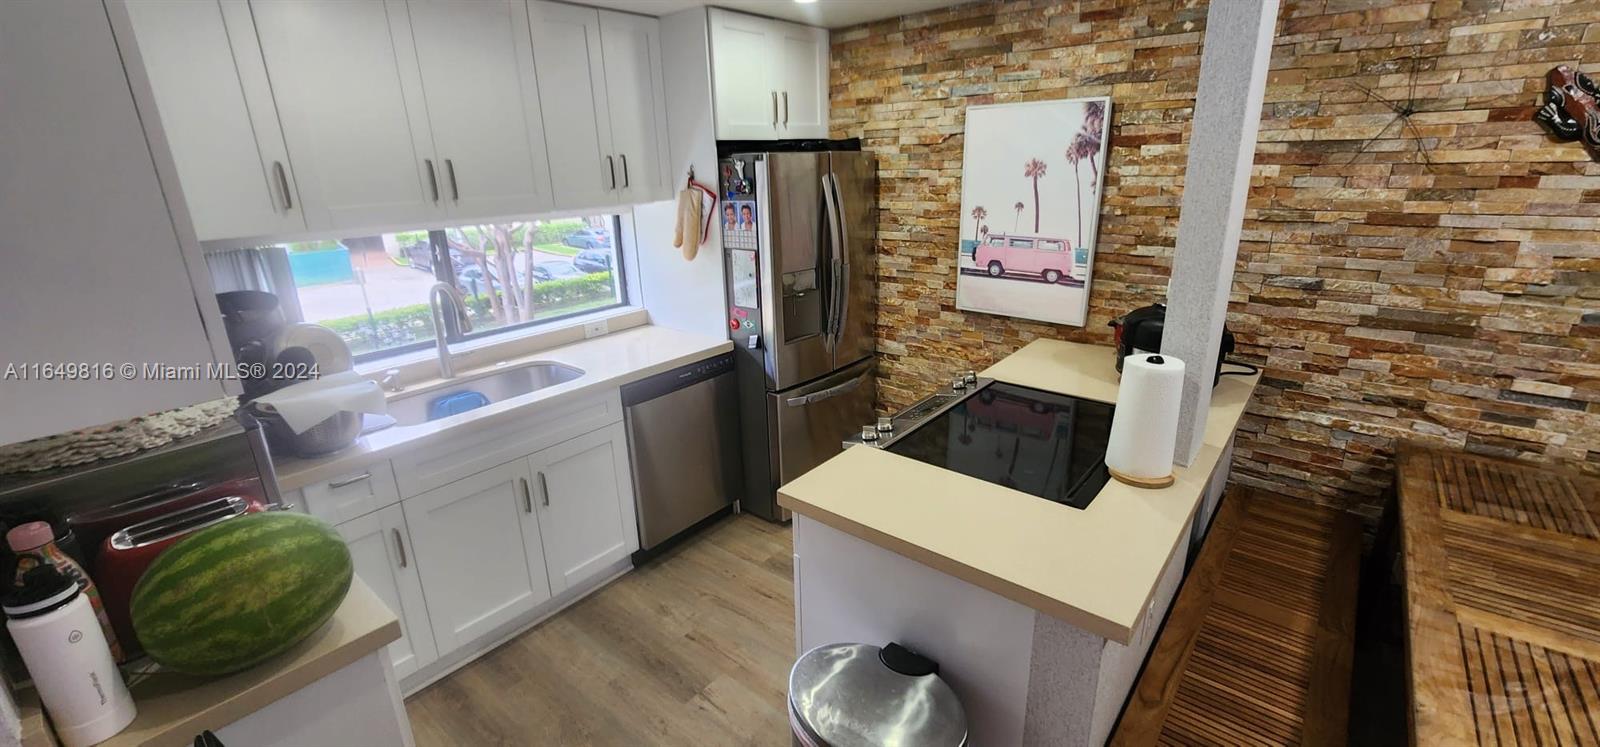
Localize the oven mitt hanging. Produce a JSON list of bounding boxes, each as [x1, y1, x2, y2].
[[673, 186, 702, 261]]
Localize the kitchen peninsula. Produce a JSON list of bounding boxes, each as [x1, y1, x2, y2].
[[778, 339, 1259, 746]]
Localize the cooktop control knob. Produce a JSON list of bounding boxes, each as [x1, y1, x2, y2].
[[860, 425, 880, 442], [951, 377, 967, 392], [963, 370, 977, 385], [876, 417, 893, 434]]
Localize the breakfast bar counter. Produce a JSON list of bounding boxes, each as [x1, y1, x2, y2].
[[778, 339, 1258, 746]]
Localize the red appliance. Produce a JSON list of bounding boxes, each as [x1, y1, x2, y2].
[[92, 487, 267, 653]]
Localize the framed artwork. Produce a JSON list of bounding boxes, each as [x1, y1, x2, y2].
[[956, 97, 1111, 327]]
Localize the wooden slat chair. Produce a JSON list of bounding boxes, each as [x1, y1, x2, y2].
[[1111, 487, 1362, 746]]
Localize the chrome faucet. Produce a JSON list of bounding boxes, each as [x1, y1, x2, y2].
[[428, 282, 472, 379]]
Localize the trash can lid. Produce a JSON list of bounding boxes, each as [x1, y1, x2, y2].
[[789, 643, 968, 747]]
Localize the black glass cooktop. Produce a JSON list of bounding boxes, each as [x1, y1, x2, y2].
[[886, 382, 1114, 509]]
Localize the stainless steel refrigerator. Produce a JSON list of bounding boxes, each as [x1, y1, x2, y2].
[[720, 147, 876, 522]]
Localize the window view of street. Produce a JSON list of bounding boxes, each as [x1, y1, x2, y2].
[[279, 215, 623, 358]]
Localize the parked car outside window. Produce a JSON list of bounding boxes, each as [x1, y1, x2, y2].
[[532, 260, 583, 283], [562, 227, 611, 249], [573, 249, 612, 274]]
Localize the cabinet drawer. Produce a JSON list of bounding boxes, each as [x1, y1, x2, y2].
[[391, 388, 623, 498], [299, 462, 401, 524]]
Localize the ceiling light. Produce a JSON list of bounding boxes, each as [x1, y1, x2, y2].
[[793, 0, 818, 4]]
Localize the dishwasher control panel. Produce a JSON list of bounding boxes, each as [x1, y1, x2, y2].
[[619, 352, 735, 406]]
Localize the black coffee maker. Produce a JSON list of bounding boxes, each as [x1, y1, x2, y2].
[[215, 290, 285, 401], [1109, 303, 1236, 387]]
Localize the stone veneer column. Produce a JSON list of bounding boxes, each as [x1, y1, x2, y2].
[[1163, 0, 1279, 465]]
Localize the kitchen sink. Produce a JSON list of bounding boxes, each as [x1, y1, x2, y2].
[[387, 362, 584, 426]]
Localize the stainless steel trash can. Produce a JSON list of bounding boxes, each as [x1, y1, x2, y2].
[[788, 642, 968, 747]]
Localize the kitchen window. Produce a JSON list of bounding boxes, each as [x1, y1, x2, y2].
[[206, 214, 626, 362]]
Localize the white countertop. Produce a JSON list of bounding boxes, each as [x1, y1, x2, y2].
[[273, 325, 732, 491], [777, 339, 1260, 644]]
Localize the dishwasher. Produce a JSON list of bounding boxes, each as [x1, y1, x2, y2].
[[622, 352, 743, 561]]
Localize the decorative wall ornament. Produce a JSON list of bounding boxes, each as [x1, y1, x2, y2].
[[956, 97, 1111, 327], [1534, 65, 1600, 159], [1344, 54, 1440, 171]]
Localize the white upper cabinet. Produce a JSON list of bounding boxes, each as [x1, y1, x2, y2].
[[527, 2, 615, 211], [407, 0, 554, 220], [125, 0, 305, 242], [598, 10, 671, 203], [0, 0, 228, 445], [708, 8, 829, 140], [251, 0, 445, 232], [529, 422, 637, 595], [775, 22, 829, 138]]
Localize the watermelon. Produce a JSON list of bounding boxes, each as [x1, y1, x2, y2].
[[130, 512, 353, 676]]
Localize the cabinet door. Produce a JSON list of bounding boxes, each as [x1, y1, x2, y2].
[[775, 22, 829, 139], [0, 0, 226, 444], [407, 0, 554, 220], [336, 505, 437, 681], [708, 8, 777, 140], [598, 10, 669, 204], [402, 460, 551, 655], [527, 2, 616, 210], [251, 0, 444, 231], [530, 422, 637, 595], [125, 0, 305, 241]]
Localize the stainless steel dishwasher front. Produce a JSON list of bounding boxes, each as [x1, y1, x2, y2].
[[621, 352, 743, 557]]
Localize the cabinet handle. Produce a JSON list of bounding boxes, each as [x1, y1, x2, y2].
[[771, 91, 779, 127], [619, 154, 629, 188], [783, 91, 789, 126], [424, 159, 440, 203], [537, 471, 550, 507], [445, 158, 460, 202], [392, 528, 407, 569], [272, 161, 293, 211], [605, 156, 616, 190], [328, 472, 371, 489], [520, 477, 533, 513]]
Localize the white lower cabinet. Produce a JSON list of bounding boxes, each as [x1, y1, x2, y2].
[[327, 411, 639, 683], [402, 459, 554, 657], [529, 421, 637, 595], [337, 504, 436, 681]]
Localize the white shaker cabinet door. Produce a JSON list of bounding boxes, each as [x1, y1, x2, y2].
[[527, 2, 616, 211], [125, 0, 305, 241], [402, 460, 552, 656], [336, 505, 437, 681], [708, 8, 779, 140], [407, 0, 554, 221], [530, 422, 637, 595], [251, 0, 444, 232], [0, 0, 226, 444], [598, 10, 670, 204], [775, 22, 829, 139]]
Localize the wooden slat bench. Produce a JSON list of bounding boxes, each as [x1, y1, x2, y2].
[[1111, 486, 1362, 747]]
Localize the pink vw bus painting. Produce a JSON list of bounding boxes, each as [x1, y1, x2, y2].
[[973, 233, 1079, 284], [955, 97, 1111, 327]]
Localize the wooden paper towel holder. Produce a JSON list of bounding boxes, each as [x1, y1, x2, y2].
[[1109, 467, 1175, 489]]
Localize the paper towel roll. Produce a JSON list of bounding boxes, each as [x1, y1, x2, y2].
[[1106, 353, 1186, 486]]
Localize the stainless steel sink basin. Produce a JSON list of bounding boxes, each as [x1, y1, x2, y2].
[[387, 362, 583, 426]]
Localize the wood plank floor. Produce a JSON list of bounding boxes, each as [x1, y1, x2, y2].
[[406, 514, 795, 746]]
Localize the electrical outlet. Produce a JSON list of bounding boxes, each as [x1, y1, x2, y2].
[[583, 319, 608, 339]]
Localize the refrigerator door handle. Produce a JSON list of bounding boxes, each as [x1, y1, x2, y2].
[[821, 171, 845, 349], [826, 172, 848, 349], [785, 367, 868, 407]]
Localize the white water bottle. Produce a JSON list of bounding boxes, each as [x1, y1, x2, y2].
[[4, 566, 135, 747]]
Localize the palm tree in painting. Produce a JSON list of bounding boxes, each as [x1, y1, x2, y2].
[[1065, 146, 1084, 248], [1013, 201, 1024, 231], [1023, 159, 1047, 232], [1065, 101, 1107, 248], [970, 205, 987, 242]]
